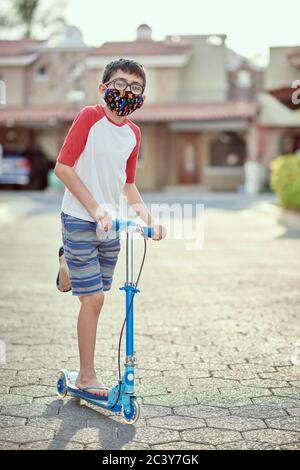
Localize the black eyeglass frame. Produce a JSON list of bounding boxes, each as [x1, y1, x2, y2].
[[104, 77, 145, 95]]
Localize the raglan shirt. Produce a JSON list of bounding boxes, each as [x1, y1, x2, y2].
[[56, 103, 141, 222]]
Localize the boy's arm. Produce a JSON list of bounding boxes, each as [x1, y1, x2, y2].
[[122, 183, 166, 240], [54, 106, 109, 224]]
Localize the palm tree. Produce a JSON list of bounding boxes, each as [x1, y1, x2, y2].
[[0, 0, 67, 40]]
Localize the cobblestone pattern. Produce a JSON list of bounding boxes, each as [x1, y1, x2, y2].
[[0, 194, 299, 450]]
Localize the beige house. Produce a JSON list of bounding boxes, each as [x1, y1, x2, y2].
[[258, 46, 300, 170], [0, 24, 266, 191]]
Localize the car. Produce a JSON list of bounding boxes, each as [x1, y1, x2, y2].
[[0, 152, 31, 188], [0, 148, 53, 190]]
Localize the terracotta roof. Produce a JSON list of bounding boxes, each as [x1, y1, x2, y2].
[[267, 85, 299, 111], [89, 40, 191, 56], [132, 101, 259, 122], [0, 38, 45, 56], [0, 105, 75, 123], [0, 101, 258, 125]]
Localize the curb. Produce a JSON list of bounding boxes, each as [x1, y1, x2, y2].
[[278, 207, 300, 231]]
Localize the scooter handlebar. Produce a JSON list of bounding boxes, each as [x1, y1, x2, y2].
[[141, 225, 154, 239], [111, 219, 154, 238]]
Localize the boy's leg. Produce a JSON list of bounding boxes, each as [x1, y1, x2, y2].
[[57, 246, 71, 292], [74, 236, 121, 397], [61, 213, 110, 397], [73, 236, 122, 397], [98, 234, 121, 291], [75, 292, 109, 398]]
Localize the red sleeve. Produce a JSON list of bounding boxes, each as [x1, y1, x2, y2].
[[126, 125, 141, 183], [57, 106, 95, 166]]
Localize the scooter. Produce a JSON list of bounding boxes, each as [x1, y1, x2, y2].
[[56, 219, 154, 424]]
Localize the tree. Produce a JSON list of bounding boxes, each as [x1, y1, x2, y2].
[[0, 0, 67, 40]]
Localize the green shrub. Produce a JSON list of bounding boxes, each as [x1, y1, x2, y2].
[[270, 154, 300, 209]]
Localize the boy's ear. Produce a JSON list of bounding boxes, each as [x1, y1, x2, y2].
[[99, 83, 106, 94]]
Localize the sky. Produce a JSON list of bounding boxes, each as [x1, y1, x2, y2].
[[7, 0, 300, 66], [60, 0, 300, 66]]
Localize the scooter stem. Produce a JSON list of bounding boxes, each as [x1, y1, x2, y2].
[[125, 229, 137, 359], [126, 230, 134, 284]]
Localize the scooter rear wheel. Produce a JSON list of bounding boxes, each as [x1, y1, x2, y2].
[[122, 398, 140, 425], [56, 371, 67, 398]]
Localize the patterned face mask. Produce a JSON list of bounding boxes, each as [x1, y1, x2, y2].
[[103, 88, 145, 116]]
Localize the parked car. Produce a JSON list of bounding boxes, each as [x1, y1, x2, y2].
[[0, 152, 31, 188], [0, 147, 53, 190]]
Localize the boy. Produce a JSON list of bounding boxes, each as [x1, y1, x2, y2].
[[54, 58, 166, 398]]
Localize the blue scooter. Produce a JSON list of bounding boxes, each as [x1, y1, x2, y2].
[[56, 219, 154, 425]]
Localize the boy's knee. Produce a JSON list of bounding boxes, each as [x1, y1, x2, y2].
[[79, 291, 105, 311]]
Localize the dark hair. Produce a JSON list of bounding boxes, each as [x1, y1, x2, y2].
[[102, 58, 146, 89]]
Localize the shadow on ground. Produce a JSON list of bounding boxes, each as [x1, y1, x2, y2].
[[44, 398, 136, 450]]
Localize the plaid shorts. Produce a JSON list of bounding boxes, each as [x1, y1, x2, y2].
[[60, 211, 121, 296]]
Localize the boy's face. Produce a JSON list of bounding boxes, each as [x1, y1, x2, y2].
[[99, 69, 146, 104]]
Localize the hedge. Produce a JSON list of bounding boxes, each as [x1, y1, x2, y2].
[[270, 154, 300, 209]]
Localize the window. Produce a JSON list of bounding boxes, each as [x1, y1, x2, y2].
[[235, 70, 253, 89], [68, 62, 85, 82], [184, 144, 195, 173], [210, 132, 246, 167], [35, 65, 49, 81]]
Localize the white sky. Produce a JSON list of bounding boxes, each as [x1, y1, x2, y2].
[[61, 0, 300, 66], [8, 0, 300, 66]]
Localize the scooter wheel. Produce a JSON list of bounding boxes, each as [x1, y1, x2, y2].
[[56, 371, 67, 398], [122, 398, 140, 425]]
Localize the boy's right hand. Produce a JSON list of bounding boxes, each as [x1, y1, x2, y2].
[[92, 206, 113, 231]]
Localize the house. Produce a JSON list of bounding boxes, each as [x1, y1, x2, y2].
[[257, 46, 300, 173], [0, 24, 265, 191]]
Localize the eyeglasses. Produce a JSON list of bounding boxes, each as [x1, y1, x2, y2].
[[104, 77, 144, 95]]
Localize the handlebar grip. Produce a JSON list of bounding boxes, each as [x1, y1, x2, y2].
[[111, 219, 135, 231], [111, 219, 120, 231], [141, 226, 154, 238], [111, 219, 135, 232], [111, 219, 154, 238]]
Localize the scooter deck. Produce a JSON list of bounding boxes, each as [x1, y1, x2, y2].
[[61, 370, 122, 411], [67, 384, 123, 412], [68, 385, 109, 402]]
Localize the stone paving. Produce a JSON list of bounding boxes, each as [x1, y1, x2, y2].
[[0, 191, 300, 450]]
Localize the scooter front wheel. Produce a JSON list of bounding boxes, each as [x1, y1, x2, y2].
[[122, 398, 140, 425], [56, 371, 67, 398]]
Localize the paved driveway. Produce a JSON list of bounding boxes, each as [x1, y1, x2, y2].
[[0, 191, 300, 450]]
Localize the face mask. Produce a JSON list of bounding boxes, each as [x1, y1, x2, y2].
[[103, 88, 145, 116]]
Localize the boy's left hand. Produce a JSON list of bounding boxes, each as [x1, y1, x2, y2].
[[151, 224, 167, 241]]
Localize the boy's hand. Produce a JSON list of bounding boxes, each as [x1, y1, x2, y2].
[[151, 224, 167, 241], [92, 206, 113, 231], [98, 212, 113, 231]]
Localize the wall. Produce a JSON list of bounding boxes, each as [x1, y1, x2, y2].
[[265, 47, 299, 90], [132, 123, 157, 191], [0, 67, 25, 106], [177, 35, 228, 102], [35, 127, 62, 160], [27, 50, 88, 106]]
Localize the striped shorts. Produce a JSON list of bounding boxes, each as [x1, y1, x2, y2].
[[60, 211, 121, 296]]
